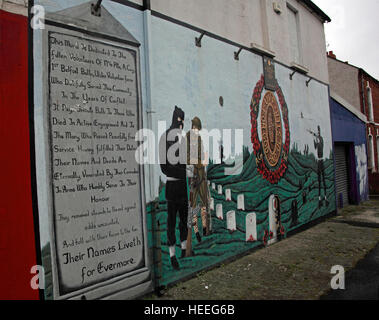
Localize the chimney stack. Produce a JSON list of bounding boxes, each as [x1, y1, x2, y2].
[[327, 51, 336, 59]]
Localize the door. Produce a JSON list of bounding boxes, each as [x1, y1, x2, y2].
[[334, 144, 350, 208]]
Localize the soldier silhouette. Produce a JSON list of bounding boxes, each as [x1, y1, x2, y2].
[[309, 125, 329, 208], [159, 106, 188, 270]]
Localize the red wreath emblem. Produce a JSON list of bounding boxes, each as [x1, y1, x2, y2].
[[250, 74, 290, 184]]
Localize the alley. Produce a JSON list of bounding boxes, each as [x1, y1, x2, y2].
[[146, 200, 379, 300]]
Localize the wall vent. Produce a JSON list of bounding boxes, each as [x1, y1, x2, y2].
[[273, 2, 282, 14]]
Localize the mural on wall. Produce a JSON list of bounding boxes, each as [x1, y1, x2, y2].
[[355, 144, 369, 201], [148, 68, 336, 287], [33, 0, 152, 299], [33, 1, 337, 296], [143, 15, 336, 287]]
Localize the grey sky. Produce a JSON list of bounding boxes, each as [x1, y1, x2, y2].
[[312, 0, 379, 80]]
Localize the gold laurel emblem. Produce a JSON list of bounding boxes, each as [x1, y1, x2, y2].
[[260, 91, 283, 167]]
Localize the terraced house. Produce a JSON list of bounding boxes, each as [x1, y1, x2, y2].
[[327, 50, 378, 200], [0, 0, 337, 299]]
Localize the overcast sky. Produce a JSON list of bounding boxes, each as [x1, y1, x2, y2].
[[312, 0, 379, 79]]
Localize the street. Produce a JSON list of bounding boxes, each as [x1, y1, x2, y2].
[[146, 200, 379, 300]]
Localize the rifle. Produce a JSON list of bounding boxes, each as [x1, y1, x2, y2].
[[204, 167, 211, 236], [185, 166, 196, 257], [307, 129, 317, 137]]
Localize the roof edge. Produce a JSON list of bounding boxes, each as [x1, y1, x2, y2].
[[358, 68, 379, 84], [330, 90, 367, 123], [327, 55, 379, 84], [300, 0, 331, 23]]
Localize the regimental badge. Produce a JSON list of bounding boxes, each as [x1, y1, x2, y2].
[[260, 92, 283, 167], [250, 74, 290, 184]]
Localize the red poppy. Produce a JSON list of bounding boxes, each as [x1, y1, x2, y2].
[[263, 230, 269, 246]]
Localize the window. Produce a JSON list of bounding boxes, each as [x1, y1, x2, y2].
[[367, 84, 374, 121], [287, 4, 302, 64]]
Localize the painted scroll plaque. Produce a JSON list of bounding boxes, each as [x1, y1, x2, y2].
[[47, 30, 145, 296], [263, 56, 276, 91]]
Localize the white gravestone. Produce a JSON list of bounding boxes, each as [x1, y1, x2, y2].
[[225, 189, 232, 201], [237, 194, 245, 211], [208, 180, 211, 186], [245, 213, 257, 242], [268, 195, 279, 245], [218, 185, 223, 195], [216, 204, 223, 220], [210, 198, 214, 211], [212, 183, 216, 190], [226, 210, 236, 232]]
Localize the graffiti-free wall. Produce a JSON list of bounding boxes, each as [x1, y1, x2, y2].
[[148, 16, 336, 287]]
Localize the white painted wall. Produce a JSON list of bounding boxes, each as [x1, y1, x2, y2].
[[152, 0, 264, 50], [149, 14, 333, 199], [150, 0, 329, 83], [0, 0, 28, 15]]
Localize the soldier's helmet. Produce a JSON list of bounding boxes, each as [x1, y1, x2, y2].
[[191, 117, 202, 130]]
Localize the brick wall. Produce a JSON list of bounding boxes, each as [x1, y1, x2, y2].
[[359, 70, 379, 194]]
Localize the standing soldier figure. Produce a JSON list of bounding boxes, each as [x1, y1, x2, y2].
[[186, 117, 210, 257], [159, 106, 188, 270], [309, 125, 329, 209]]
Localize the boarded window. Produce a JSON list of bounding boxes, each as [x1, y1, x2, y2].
[[287, 5, 301, 64]]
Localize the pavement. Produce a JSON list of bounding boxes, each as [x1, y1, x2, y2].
[[144, 199, 379, 300], [321, 242, 379, 300]]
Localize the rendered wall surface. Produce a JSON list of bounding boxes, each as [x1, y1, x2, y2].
[[148, 15, 336, 287], [0, 0, 28, 16], [150, 0, 329, 83], [0, 10, 39, 300], [328, 57, 361, 112]]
